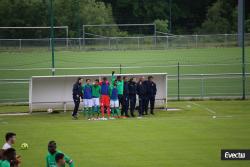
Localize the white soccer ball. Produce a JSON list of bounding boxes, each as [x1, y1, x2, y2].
[[21, 143, 29, 150], [47, 108, 53, 113], [212, 116, 216, 119]]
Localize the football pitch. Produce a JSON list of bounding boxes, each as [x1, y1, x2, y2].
[[0, 100, 250, 167], [0, 47, 250, 102]]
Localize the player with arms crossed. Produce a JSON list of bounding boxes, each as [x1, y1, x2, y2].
[[145, 76, 157, 115], [100, 76, 111, 119], [91, 79, 101, 118], [128, 77, 137, 117], [82, 79, 93, 120], [46, 141, 74, 167], [109, 80, 121, 118]]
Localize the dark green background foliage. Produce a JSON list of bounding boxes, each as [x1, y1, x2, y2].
[[0, 0, 250, 38]]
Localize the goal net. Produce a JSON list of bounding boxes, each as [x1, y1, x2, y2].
[[29, 73, 167, 113], [83, 23, 156, 38], [0, 26, 68, 39]]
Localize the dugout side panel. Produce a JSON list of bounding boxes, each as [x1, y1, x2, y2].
[[30, 74, 167, 111]]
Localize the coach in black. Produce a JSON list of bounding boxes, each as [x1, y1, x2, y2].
[[72, 77, 83, 119], [145, 76, 157, 115], [136, 77, 147, 117], [122, 76, 130, 117], [128, 77, 137, 117]]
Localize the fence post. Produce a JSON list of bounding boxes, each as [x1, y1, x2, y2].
[[66, 27, 69, 48], [79, 38, 81, 50], [154, 23, 157, 48], [200, 74, 205, 99], [120, 64, 122, 74], [137, 37, 140, 49], [82, 25, 85, 49], [19, 39, 22, 49], [108, 38, 111, 50], [166, 36, 169, 49], [195, 34, 198, 48], [177, 62, 180, 101], [116, 37, 118, 50], [49, 38, 52, 50], [224, 33, 228, 47]]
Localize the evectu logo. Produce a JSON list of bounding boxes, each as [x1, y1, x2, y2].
[[221, 149, 250, 160]]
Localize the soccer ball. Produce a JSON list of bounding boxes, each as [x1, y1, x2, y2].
[[21, 143, 29, 150], [47, 108, 53, 113], [212, 116, 217, 119]]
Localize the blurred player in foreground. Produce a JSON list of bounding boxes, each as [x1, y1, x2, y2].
[[46, 141, 74, 167], [55, 153, 66, 167], [2, 133, 16, 150], [0, 148, 20, 167]]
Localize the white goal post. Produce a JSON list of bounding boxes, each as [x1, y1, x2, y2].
[[29, 73, 167, 113]]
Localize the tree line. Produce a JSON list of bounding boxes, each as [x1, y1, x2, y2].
[[0, 0, 249, 38]]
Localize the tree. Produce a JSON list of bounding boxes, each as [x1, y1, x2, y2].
[[0, 0, 116, 38], [199, 0, 237, 34], [154, 19, 168, 33]]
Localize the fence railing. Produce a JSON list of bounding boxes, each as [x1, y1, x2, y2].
[[0, 72, 249, 104], [0, 33, 250, 51], [168, 73, 250, 100]]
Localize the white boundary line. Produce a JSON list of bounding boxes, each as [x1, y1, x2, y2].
[[189, 101, 216, 114]]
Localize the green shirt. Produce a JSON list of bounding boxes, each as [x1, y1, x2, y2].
[[46, 150, 74, 167], [0, 160, 10, 167], [92, 85, 101, 98], [112, 75, 124, 95]]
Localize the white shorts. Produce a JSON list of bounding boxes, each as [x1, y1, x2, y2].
[[83, 99, 93, 107], [110, 100, 119, 108], [92, 98, 100, 106]]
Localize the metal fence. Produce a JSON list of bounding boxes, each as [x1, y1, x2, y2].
[[0, 33, 250, 50], [0, 72, 249, 104]]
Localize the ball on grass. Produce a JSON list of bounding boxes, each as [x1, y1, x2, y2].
[[212, 116, 216, 119], [20, 143, 29, 150], [47, 108, 53, 113]]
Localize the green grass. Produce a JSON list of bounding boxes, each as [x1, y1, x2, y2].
[[0, 47, 249, 101], [0, 100, 250, 167]]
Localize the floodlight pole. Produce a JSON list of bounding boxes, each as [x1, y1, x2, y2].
[[240, 0, 246, 100], [169, 0, 172, 33], [238, 0, 246, 99], [49, 0, 55, 76]]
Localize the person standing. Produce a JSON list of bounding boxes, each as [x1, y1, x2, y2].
[[109, 80, 120, 118], [82, 79, 93, 120], [128, 77, 137, 117], [122, 76, 129, 117], [91, 79, 101, 118], [145, 76, 157, 115], [72, 77, 83, 119], [100, 77, 111, 119], [111, 72, 124, 109], [136, 77, 147, 118], [2, 133, 16, 150]]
